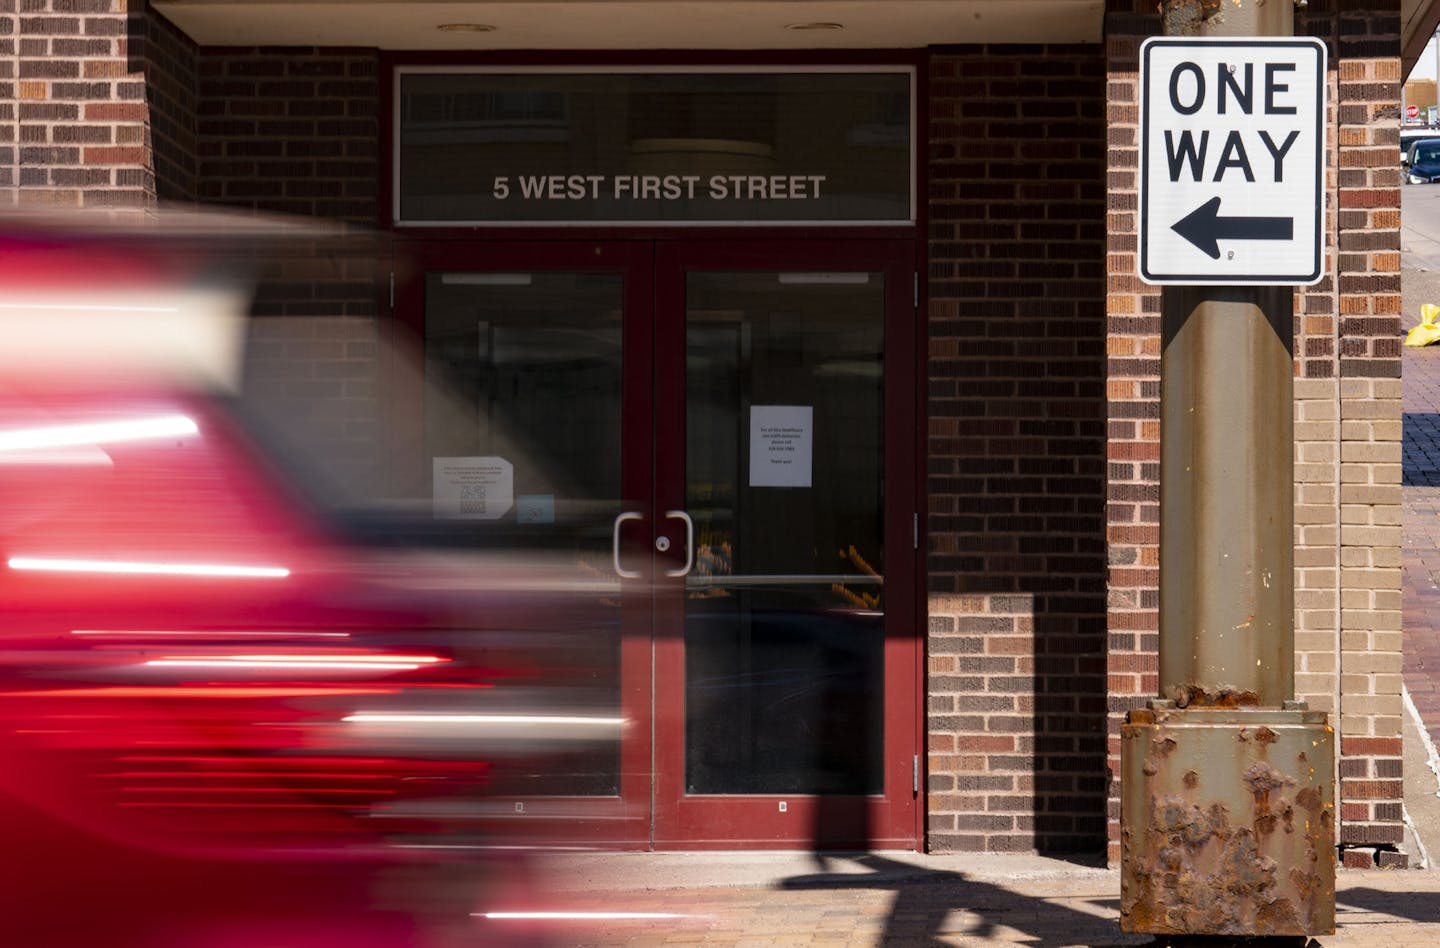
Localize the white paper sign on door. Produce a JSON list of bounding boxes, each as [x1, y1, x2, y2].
[[433, 456, 514, 519], [749, 405, 813, 488]]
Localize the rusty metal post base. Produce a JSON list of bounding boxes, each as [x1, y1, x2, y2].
[[1120, 707, 1336, 936]]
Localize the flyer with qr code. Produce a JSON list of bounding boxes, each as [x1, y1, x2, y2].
[[432, 456, 514, 520]]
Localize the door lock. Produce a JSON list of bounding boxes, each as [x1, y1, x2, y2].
[[654, 536, 671, 552], [663, 510, 695, 577]]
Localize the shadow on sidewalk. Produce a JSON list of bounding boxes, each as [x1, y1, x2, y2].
[[1338, 887, 1440, 925], [778, 854, 1146, 947]]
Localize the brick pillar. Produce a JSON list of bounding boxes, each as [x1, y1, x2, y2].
[[4, 0, 156, 209], [140, 4, 197, 202], [1104, 0, 1407, 867], [1302, 0, 1406, 870], [1102, 1, 1161, 864], [0, 5, 13, 194]]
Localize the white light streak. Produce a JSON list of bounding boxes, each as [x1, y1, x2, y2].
[[0, 415, 197, 452], [478, 912, 687, 920], [73, 630, 351, 638], [344, 713, 625, 728], [146, 654, 445, 671], [0, 302, 180, 313], [9, 557, 289, 578], [147, 660, 426, 671]]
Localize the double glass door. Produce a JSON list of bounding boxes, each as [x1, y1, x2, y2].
[[399, 238, 918, 849]]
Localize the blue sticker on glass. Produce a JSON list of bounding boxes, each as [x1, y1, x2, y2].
[[516, 494, 555, 524]]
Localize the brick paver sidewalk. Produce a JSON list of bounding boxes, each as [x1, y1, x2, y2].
[[488, 854, 1440, 946], [1404, 345, 1440, 750]]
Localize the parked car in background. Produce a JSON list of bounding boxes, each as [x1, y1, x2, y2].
[[1401, 127, 1440, 158], [1405, 137, 1440, 183]]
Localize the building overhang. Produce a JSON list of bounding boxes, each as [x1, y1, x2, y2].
[[1406, 0, 1439, 78], [151, 0, 1104, 50]]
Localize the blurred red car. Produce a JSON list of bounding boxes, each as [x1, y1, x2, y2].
[[0, 215, 619, 946]]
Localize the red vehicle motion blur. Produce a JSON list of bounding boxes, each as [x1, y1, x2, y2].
[[0, 216, 616, 946]]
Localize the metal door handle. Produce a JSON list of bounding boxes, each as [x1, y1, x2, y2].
[[664, 510, 694, 578], [612, 511, 643, 579]]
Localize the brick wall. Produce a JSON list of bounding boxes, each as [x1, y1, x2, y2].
[[140, 2, 196, 202], [0, 0, 154, 209], [1104, 0, 1406, 867], [926, 47, 1110, 854], [193, 46, 379, 225], [241, 314, 384, 488], [0, 4, 13, 195], [189, 40, 383, 473]]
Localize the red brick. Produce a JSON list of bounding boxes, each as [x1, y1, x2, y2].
[[82, 145, 145, 165], [82, 100, 145, 121], [1342, 848, 1377, 869], [1341, 737, 1403, 757], [1342, 780, 1403, 800]]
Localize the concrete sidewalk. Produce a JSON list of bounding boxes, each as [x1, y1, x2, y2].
[[487, 851, 1440, 946]]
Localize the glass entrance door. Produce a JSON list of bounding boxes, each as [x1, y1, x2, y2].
[[398, 238, 917, 850], [652, 240, 918, 848], [398, 241, 655, 848]]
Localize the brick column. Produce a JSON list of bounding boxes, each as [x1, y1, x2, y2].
[[0, 5, 13, 194], [1104, 0, 1408, 867], [1307, 1, 1406, 869], [1102, 2, 1161, 864], [5, 0, 155, 209]]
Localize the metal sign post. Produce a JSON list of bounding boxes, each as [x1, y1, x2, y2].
[[1119, 1, 1337, 937]]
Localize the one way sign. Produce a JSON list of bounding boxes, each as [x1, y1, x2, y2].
[[1139, 37, 1327, 285]]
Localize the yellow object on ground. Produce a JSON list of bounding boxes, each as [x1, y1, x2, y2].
[[1407, 303, 1440, 347]]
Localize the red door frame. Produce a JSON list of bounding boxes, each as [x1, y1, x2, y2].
[[391, 235, 922, 850], [650, 238, 919, 849]]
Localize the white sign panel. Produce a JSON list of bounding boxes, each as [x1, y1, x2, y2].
[[749, 405, 813, 488], [1140, 37, 1326, 285], [432, 456, 513, 520]]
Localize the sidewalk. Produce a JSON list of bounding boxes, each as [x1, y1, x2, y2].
[[1403, 311, 1440, 864], [482, 851, 1440, 946], [1404, 344, 1440, 756]]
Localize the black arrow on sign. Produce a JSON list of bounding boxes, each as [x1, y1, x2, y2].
[[1170, 196, 1293, 260]]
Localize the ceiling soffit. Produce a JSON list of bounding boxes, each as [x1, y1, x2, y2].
[[152, 1, 1105, 50]]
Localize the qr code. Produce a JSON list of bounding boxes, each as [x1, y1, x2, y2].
[[460, 484, 487, 513]]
